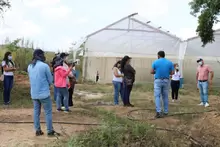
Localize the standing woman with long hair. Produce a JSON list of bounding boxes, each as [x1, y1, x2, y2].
[[1, 52, 16, 106], [112, 60, 124, 105], [121, 55, 135, 107], [171, 63, 181, 102]]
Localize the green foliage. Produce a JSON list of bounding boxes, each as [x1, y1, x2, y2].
[[4, 39, 20, 52], [0, 0, 10, 15], [67, 109, 180, 147], [189, 0, 220, 46], [0, 38, 55, 71]]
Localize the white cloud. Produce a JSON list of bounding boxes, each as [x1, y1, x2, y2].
[[75, 18, 89, 24], [41, 6, 71, 19], [0, 5, 42, 39], [176, 28, 197, 40], [24, 0, 60, 7], [132, 0, 170, 18]]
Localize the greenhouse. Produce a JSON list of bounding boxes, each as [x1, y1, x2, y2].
[[82, 13, 220, 86]]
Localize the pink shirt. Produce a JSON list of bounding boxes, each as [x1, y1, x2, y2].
[[54, 66, 71, 88], [197, 65, 212, 81]]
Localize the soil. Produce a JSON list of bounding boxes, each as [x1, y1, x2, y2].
[[0, 107, 99, 147]]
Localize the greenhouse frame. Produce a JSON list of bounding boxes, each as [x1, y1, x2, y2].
[[82, 13, 220, 86]]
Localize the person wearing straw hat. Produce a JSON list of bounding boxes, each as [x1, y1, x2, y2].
[[196, 58, 214, 107]]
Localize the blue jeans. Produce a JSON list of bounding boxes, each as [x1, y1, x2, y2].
[[154, 79, 169, 113], [112, 81, 123, 105], [3, 75, 14, 105], [56, 87, 69, 111], [33, 97, 53, 133], [54, 85, 57, 102], [122, 80, 133, 105], [198, 81, 208, 104]]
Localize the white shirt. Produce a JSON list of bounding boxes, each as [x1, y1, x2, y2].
[[2, 60, 14, 76], [112, 68, 123, 83], [171, 70, 181, 81], [63, 62, 73, 84]]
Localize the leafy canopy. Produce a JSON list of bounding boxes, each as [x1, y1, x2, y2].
[[189, 0, 220, 47], [0, 0, 10, 15]]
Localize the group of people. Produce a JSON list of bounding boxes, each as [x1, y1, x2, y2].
[[112, 51, 214, 119], [112, 55, 136, 107], [0, 49, 214, 136], [150, 51, 213, 118], [51, 52, 77, 112]]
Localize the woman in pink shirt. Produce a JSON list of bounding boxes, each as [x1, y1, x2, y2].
[[54, 60, 73, 113]]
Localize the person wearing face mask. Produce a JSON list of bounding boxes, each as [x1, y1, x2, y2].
[[170, 63, 181, 102], [196, 58, 214, 107], [1, 52, 16, 106], [151, 51, 174, 118]]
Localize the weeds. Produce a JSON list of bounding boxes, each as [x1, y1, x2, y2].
[[66, 108, 190, 147], [0, 80, 32, 108]]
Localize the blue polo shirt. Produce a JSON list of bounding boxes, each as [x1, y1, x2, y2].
[[152, 58, 174, 79]]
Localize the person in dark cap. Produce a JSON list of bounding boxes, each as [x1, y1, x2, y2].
[[28, 49, 60, 137], [51, 55, 63, 102], [196, 57, 214, 107], [120, 55, 135, 107], [151, 51, 174, 118], [59, 52, 73, 109]]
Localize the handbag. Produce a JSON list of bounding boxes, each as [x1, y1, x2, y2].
[[124, 77, 133, 86]]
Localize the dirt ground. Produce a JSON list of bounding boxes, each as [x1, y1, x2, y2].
[[2, 74, 220, 146], [0, 106, 99, 147]]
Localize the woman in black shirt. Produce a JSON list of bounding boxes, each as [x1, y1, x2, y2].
[[121, 55, 135, 107]]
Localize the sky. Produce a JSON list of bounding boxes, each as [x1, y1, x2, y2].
[[0, 0, 220, 52]]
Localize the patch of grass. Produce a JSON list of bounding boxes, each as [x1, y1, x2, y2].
[[76, 84, 112, 93], [65, 108, 191, 147], [0, 81, 32, 108], [133, 83, 154, 92], [16, 70, 28, 75]]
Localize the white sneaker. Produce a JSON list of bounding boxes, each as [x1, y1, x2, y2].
[[172, 100, 174, 102], [61, 106, 65, 111], [198, 102, 204, 106], [204, 103, 209, 107]]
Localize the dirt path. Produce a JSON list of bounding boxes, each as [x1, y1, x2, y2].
[[0, 107, 99, 147]]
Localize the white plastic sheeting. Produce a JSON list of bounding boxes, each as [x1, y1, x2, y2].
[[185, 29, 220, 57], [83, 13, 220, 84], [84, 13, 181, 57]]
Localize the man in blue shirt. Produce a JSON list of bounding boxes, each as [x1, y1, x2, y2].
[[28, 49, 60, 136], [151, 51, 174, 118]]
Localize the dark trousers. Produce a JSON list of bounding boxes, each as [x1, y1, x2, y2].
[[61, 96, 64, 106], [122, 81, 133, 105], [3, 75, 14, 105], [171, 80, 180, 100], [68, 84, 75, 106]]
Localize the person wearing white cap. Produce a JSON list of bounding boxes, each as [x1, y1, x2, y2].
[[196, 57, 214, 107]]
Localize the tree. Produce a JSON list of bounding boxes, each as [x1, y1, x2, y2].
[[189, 0, 220, 47], [0, 0, 10, 15]]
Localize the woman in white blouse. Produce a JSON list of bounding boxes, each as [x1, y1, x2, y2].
[[171, 63, 181, 102], [112, 60, 124, 105]]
